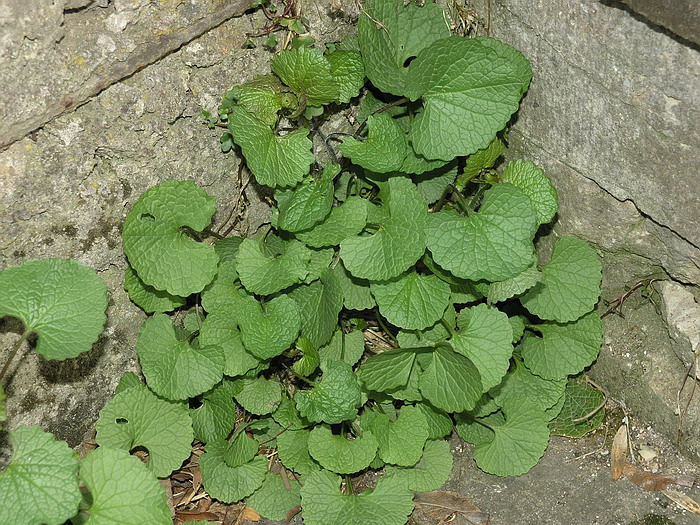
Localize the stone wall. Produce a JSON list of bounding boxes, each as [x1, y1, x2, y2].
[[0, 0, 358, 452], [1, 0, 699, 467], [468, 0, 700, 460]]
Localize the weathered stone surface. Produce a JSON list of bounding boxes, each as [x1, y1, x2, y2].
[[0, 0, 358, 455], [659, 280, 700, 359], [619, 0, 700, 46], [472, 0, 700, 459], [0, 0, 251, 149], [471, 0, 700, 257]]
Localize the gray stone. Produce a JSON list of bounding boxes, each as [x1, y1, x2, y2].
[[659, 280, 700, 360], [0, 0, 357, 454], [471, 0, 700, 257]]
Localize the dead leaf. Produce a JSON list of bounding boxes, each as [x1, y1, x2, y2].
[[662, 488, 700, 516], [610, 423, 628, 480], [622, 463, 694, 491], [412, 490, 489, 525], [285, 504, 302, 523], [175, 510, 220, 522], [239, 506, 261, 521]]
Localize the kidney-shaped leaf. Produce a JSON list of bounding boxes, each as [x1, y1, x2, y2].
[[0, 426, 81, 525], [405, 37, 532, 161], [123, 180, 218, 297], [0, 258, 107, 360], [426, 184, 538, 282]]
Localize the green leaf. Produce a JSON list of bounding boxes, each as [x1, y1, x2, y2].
[[415, 402, 453, 439], [289, 269, 344, 348], [229, 106, 314, 187], [454, 409, 505, 446], [272, 395, 311, 430], [246, 416, 282, 447], [199, 307, 261, 377], [457, 138, 506, 189], [487, 264, 543, 304], [272, 46, 339, 106], [0, 258, 107, 360], [385, 438, 453, 492], [123, 180, 218, 296], [247, 472, 302, 521], [450, 304, 513, 392], [333, 259, 375, 310], [405, 37, 532, 160], [296, 196, 368, 248], [292, 337, 321, 377], [341, 177, 427, 280], [0, 384, 6, 428], [276, 429, 322, 474], [199, 443, 267, 503], [397, 304, 455, 348], [233, 377, 282, 415], [371, 271, 450, 330], [520, 237, 602, 322], [358, 0, 450, 96], [238, 294, 301, 360], [521, 312, 603, 380], [200, 237, 243, 311], [236, 237, 311, 295], [301, 469, 415, 525], [296, 360, 362, 424], [509, 315, 527, 344], [115, 371, 142, 394], [327, 50, 366, 103], [190, 379, 238, 443], [340, 114, 407, 173], [501, 160, 558, 225], [490, 357, 566, 413], [369, 405, 429, 466], [472, 398, 550, 476], [413, 162, 457, 203], [223, 431, 260, 468], [319, 329, 366, 368], [221, 74, 297, 128], [95, 384, 194, 478], [277, 167, 336, 232], [78, 447, 171, 524], [302, 247, 334, 284], [549, 379, 605, 437], [137, 313, 224, 400], [201, 263, 241, 314], [0, 426, 80, 525], [419, 343, 482, 413], [358, 347, 418, 393], [124, 264, 186, 313], [426, 184, 538, 281], [307, 425, 378, 474]]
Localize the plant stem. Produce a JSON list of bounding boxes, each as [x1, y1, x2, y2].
[[376, 311, 398, 347], [439, 318, 454, 337], [344, 474, 353, 495], [449, 184, 471, 215], [354, 97, 409, 137], [0, 331, 29, 384]]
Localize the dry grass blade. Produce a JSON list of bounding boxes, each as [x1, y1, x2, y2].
[[610, 422, 628, 480], [412, 490, 490, 525], [662, 488, 700, 516]]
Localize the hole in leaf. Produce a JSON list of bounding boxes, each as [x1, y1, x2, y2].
[[115, 417, 129, 424], [403, 56, 416, 67], [139, 213, 155, 222], [130, 445, 150, 464]]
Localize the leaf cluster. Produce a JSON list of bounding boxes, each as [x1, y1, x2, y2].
[[0, 1, 606, 524]]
